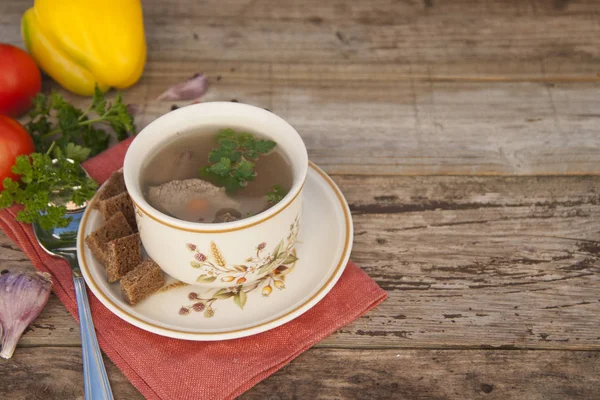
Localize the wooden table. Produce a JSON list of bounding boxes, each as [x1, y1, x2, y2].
[[1, 0, 600, 398]]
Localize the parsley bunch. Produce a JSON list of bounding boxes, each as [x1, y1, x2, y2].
[[0, 88, 135, 229], [27, 87, 134, 160], [199, 129, 276, 193], [0, 151, 98, 229]]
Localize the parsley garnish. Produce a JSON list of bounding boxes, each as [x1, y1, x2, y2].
[[199, 129, 276, 193], [266, 184, 288, 204], [0, 88, 135, 229]]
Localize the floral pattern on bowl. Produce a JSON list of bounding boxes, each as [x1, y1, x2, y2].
[[186, 214, 300, 285], [178, 249, 298, 317]]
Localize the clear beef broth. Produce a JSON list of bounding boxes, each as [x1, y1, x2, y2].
[[140, 128, 293, 223]]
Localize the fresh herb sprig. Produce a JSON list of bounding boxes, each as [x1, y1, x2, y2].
[[266, 184, 288, 204], [0, 88, 135, 229], [199, 129, 276, 193], [27, 87, 135, 159], [0, 150, 98, 229]]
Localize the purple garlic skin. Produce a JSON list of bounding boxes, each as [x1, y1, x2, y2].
[[156, 73, 208, 101], [0, 270, 53, 359]]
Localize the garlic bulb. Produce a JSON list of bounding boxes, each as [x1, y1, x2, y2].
[[0, 270, 53, 359]]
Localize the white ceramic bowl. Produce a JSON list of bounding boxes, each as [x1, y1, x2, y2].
[[123, 102, 307, 287]]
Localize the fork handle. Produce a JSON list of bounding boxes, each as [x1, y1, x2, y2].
[[74, 276, 114, 400]]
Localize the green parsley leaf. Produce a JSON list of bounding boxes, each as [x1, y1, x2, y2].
[[26, 88, 135, 157], [232, 157, 255, 182], [104, 93, 135, 141], [199, 129, 278, 193], [12, 155, 34, 183], [0, 154, 98, 230], [208, 146, 233, 163], [229, 150, 242, 163], [208, 157, 232, 176], [64, 142, 91, 162], [29, 93, 50, 117], [218, 138, 238, 152], [237, 133, 254, 147], [82, 125, 110, 156], [199, 167, 242, 193], [244, 149, 258, 160], [92, 86, 107, 116], [253, 139, 276, 154], [266, 184, 288, 204]]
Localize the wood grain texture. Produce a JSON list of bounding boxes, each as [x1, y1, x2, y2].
[[7, 175, 600, 350], [11, 0, 600, 71], [13, 68, 600, 176], [1, 0, 599, 398], [2, 1, 600, 175], [3, 0, 600, 78], [331, 175, 600, 349], [0, 348, 143, 400], [130, 63, 600, 175], [1, 348, 598, 400], [242, 349, 600, 400]]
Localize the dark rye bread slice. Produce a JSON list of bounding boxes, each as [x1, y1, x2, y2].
[[84, 212, 132, 263], [99, 191, 137, 232], [105, 233, 141, 283], [93, 171, 126, 209], [120, 259, 165, 306]]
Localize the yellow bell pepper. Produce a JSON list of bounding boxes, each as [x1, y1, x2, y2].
[[21, 0, 146, 96]]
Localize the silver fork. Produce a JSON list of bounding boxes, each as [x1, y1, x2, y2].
[[33, 199, 113, 399]]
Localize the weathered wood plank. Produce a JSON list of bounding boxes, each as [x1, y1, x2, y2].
[[242, 349, 600, 400], [143, 0, 600, 20], [0, 1, 597, 398], [1, 348, 598, 400], [7, 175, 600, 349], [330, 175, 600, 349], [6, 0, 599, 21], [140, 11, 600, 79], [2, 2, 600, 175], [16, 70, 600, 176], [2, 0, 600, 79], [134, 63, 600, 176], [0, 348, 143, 400]]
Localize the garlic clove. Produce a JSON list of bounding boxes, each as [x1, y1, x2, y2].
[[156, 73, 208, 101], [0, 270, 53, 359]]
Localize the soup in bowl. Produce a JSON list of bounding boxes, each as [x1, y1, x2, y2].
[[123, 102, 307, 287]]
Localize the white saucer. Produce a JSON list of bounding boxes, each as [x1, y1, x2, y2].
[[77, 162, 353, 340]]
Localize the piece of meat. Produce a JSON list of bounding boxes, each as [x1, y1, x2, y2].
[[147, 179, 239, 221]]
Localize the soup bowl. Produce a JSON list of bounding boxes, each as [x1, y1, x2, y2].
[[123, 102, 307, 288]]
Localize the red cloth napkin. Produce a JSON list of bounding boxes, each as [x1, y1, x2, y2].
[[0, 138, 387, 400]]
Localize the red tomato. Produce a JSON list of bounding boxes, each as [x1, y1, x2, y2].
[[0, 116, 35, 189], [0, 44, 42, 117]]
